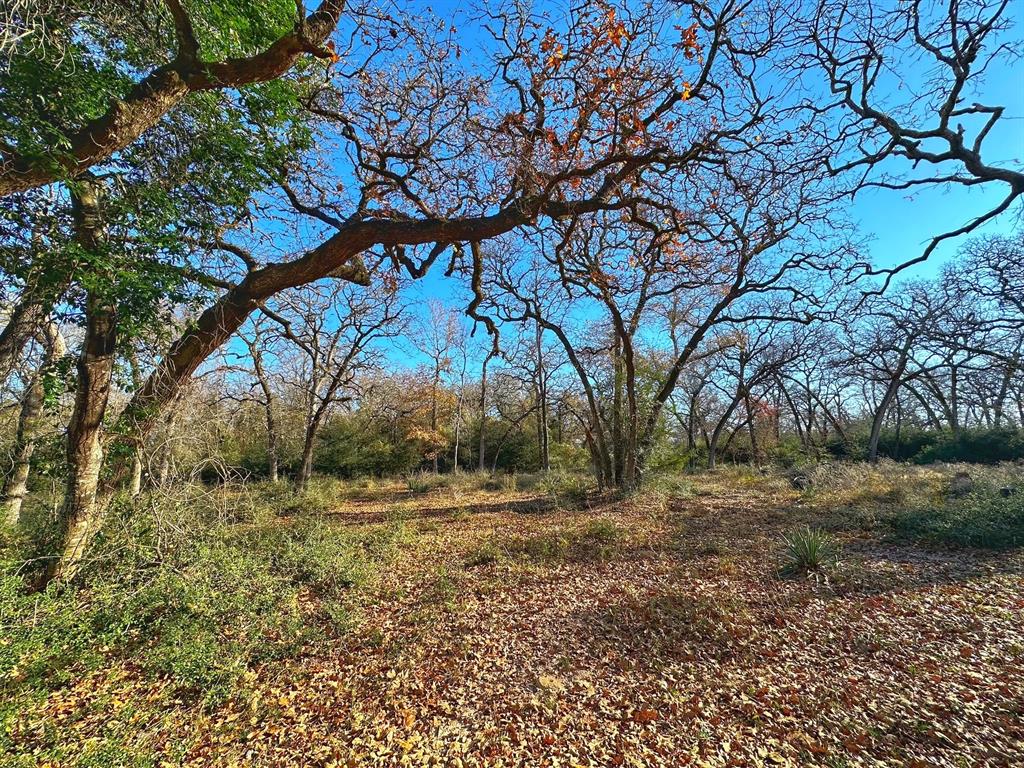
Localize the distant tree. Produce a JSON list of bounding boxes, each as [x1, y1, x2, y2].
[[269, 280, 404, 492]]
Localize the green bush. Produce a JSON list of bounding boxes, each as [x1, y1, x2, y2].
[[406, 471, 444, 493], [0, 487, 369, 713], [536, 472, 590, 504], [464, 541, 502, 567], [315, 418, 423, 478], [914, 428, 1024, 465], [825, 426, 1024, 465], [890, 487, 1024, 549]]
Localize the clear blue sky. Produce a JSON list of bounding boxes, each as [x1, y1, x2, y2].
[[851, 55, 1023, 278], [235, 1, 1024, 373]]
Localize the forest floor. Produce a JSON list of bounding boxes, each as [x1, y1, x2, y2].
[[6, 466, 1024, 767]]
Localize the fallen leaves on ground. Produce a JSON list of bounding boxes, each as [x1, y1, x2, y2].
[[10, 480, 1024, 767]]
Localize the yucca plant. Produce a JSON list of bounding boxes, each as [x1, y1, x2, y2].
[[405, 472, 437, 493], [780, 527, 840, 575]]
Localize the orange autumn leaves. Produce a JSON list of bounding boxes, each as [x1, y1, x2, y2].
[[511, 6, 704, 168], [539, 8, 632, 74]]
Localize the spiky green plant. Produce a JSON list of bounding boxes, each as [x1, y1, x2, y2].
[[781, 527, 839, 575]]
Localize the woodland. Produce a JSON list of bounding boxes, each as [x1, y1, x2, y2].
[[0, 1, 1022, 766]]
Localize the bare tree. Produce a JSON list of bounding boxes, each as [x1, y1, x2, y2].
[[270, 281, 404, 492], [234, 314, 287, 483], [839, 284, 953, 462]]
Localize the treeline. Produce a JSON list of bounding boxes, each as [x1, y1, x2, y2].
[[53, 229, 1013, 491]]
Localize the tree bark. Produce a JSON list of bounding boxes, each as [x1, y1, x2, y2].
[[534, 319, 550, 473], [3, 376, 44, 527], [0, 291, 49, 382], [993, 349, 1020, 427], [708, 396, 743, 470], [868, 379, 902, 464], [430, 366, 441, 474], [46, 179, 118, 586], [296, 425, 317, 493], [49, 293, 117, 584], [265, 407, 280, 483], [3, 322, 65, 526], [251, 347, 280, 482], [127, 350, 145, 496], [478, 351, 493, 471]]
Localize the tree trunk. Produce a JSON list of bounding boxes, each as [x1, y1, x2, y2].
[[127, 350, 145, 496], [47, 179, 117, 586], [453, 392, 463, 472], [743, 389, 758, 464], [611, 339, 624, 485], [129, 454, 143, 497], [0, 284, 65, 382], [2, 323, 64, 526], [582, 426, 606, 490], [258, 370, 280, 482], [708, 397, 743, 470], [868, 380, 901, 464], [430, 368, 440, 473], [949, 365, 960, 437], [3, 377, 44, 527], [266, 409, 280, 483], [50, 294, 118, 584], [296, 404, 329, 493], [478, 351, 492, 471], [296, 425, 317, 493], [993, 349, 1019, 427], [152, 406, 178, 488], [534, 319, 550, 473]]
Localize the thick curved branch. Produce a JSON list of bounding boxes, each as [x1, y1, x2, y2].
[[0, 0, 345, 197]]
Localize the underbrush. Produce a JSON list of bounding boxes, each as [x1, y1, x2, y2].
[[0, 482, 388, 764], [798, 460, 1024, 549], [888, 489, 1024, 549]]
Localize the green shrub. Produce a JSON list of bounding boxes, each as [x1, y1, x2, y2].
[[406, 471, 444, 493], [465, 542, 502, 567], [537, 472, 590, 505], [914, 428, 1024, 465], [781, 527, 840, 575], [0, 487, 370, 714], [890, 489, 1024, 549], [313, 418, 423, 478], [825, 426, 1024, 465]]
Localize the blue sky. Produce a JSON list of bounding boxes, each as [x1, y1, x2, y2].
[[234, 0, 1024, 374], [412, 0, 1022, 293], [851, 56, 1023, 279]]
